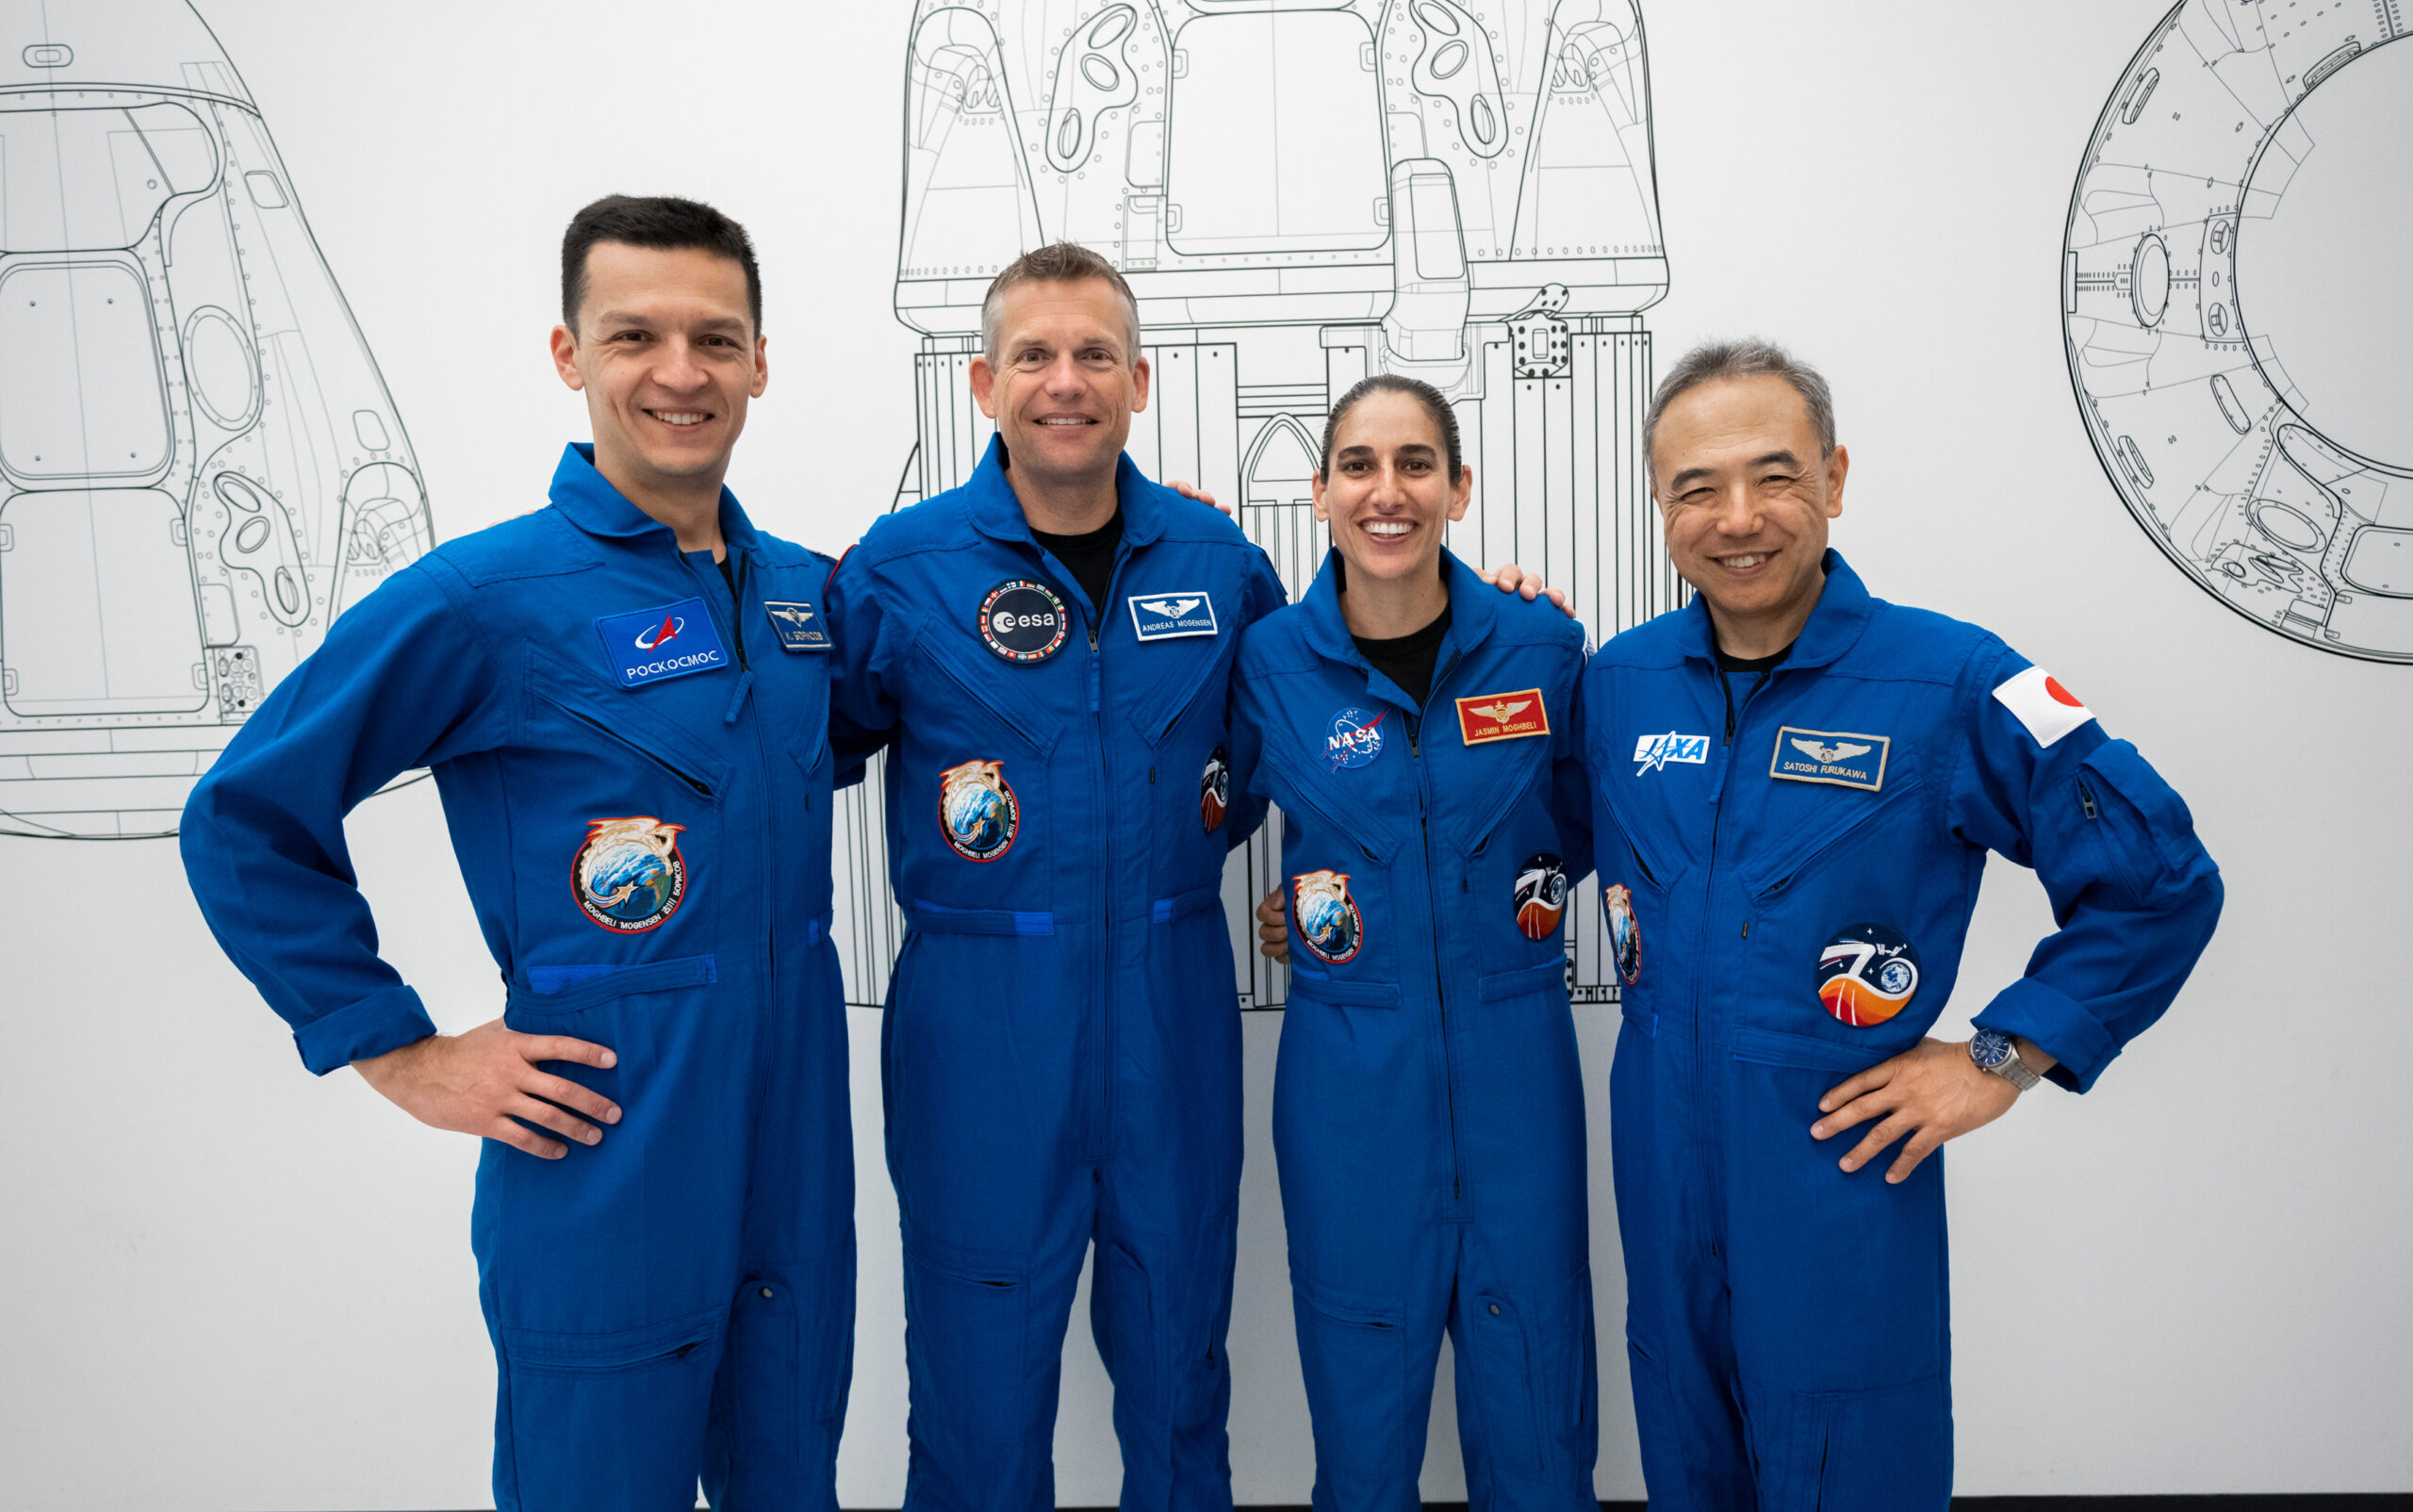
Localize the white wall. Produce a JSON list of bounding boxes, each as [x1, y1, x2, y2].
[[3, 1, 2408, 1505]]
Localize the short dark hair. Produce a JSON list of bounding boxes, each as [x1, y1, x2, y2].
[[1317, 373, 1465, 481], [1644, 337, 1835, 468], [561, 194, 763, 335], [980, 241, 1141, 364]]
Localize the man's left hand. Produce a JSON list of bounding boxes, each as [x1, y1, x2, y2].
[[1811, 1037, 2021, 1183], [1478, 563, 1573, 616]]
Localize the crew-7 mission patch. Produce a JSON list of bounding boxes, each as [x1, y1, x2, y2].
[[763, 600, 830, 651], [1769, 727, 1890, 792], [1456, 689, 1549, 745], [1127, 590, 1218, 641]]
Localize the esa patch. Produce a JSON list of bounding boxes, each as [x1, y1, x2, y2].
[[1633, 731, 1711, 773], [978, 580, 1069, 665], [1127, 590, 1219, 641], [1603, 882, 1641, 984], [940, 759, 1020, 861], [1514, 852, 1568, 940], [1324, 706, 1387, 770], [1201, 746, 1229, 832], [763, 600, 829, 652], [1993, 666, 2093, 748], [595, 599, 730, 688], [572, 816, 689, 933], [1770, 727, 1890, 791], [1292, 869, 1363, 964], [1814, 923, 1921, 1027], [1457, 689, 1549, 745]]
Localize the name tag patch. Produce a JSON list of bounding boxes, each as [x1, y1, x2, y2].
[[1127, 590, 1218, 641], [1457, 689, 1550, 745], [1770, 727, 1890, 791], [595, 599, 730, 688], [763, 600, 829, 652]]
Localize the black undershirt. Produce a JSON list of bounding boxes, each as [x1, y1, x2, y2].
[[1030, 511, 1125, 614], [1354, 601, 1453, 709], [1714, 641, 1792, 743]]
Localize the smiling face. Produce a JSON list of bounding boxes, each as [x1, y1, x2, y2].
[[1650, 373, 1849, 651], [968, 276, 1149, 498], [1312, 388, 1472, 587], [550, 241, 766, 501]]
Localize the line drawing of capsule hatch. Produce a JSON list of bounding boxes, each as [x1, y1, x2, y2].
[[833, 0, 1680, 1011], [0, 0, 432, 838], [2063, 1, 2412, 662]]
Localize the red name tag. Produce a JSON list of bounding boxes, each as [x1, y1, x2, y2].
[[1455, 689, 1550, 745]]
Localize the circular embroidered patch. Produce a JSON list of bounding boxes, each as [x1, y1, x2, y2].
[[941, 758, 1020, 861], [1603, 882, 1641, 985], [1323, 706, 1387, 770], [1515, 852, 1568, 940], [1292, 869, 1363, 964], [573, 816, 688, 933], [1200, 745, 1229, 833], [978, 580, 1069, 664], [1814, 922, 1923, 1027]]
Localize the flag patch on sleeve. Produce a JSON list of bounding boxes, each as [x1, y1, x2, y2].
[[1992, 666, 2093, 748]]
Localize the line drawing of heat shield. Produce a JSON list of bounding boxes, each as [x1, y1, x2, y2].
[[0, 0, 433, 838], [834, 0, 1680, 1011], [2063, 0, 2412, 662]]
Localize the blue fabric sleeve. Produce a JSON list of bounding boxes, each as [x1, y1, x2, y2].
[[822, 546, 899, 786], [1945, 643, 2223, 1092], [1217, 548, 1290, 849], [1551, 650, 1596, 888], [179, 564, 513, 1075]]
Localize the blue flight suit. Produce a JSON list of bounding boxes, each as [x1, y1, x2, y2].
[[1584, 552, 2222, 1510], [822, 437, 1287, 1512], [1229, 551, 1599, 1512], [181, 444, 856, 1512]]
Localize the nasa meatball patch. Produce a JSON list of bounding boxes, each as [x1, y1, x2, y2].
[[1814, 923, 1922, 1027], [1456, 689, 1549, 745], [572, 816, 689, 933], [1770, 727, 1890, 792]]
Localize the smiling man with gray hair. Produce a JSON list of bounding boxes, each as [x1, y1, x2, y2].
[[1582, 338, 2224, 1508]]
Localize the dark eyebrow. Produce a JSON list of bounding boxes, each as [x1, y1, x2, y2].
[[1749, 449, 1804, 471], [1666, 466, 1714, 492]]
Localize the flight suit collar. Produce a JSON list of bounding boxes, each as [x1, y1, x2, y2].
[[961, 434, 1170, 551], [1299, 547, 1501, 690], [548, 442, 765, 560], [1673, 548, 1875, 671]]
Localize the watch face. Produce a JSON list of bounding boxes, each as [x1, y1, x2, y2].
[[1971, 1030, 2012, 1070]]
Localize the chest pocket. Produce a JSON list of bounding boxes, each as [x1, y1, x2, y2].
[[906, 620, 1065, 910], [1258, 736, 1404, 1006]]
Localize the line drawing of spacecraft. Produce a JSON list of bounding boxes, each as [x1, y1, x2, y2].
[[0, 0, 433, 838], [834, 0, 1680, 1011], [2063, 0, 2411, 663]]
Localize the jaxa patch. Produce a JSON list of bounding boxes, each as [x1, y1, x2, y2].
[[763, 600, 829, 652], [1514, 852, 1567, 940], [1770, 727, 1890, 792], [1292, 869, 1363, 964], [940, 758, 1020, 861], [1633, 731, 1711, 773], [1127, 590, 1218, 641], [1200, 746, 1229, 833], [1325, 707, 1387, 770], [595, 599, 730, 688], [1603, 882, 1640, 984], [1814, 922, 1921, 1027], [978, 581, 1069, 665], [572, 816, 688, 933], [1457, 689, 1549, 745]]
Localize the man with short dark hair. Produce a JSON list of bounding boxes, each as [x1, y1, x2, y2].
[[1584, 339, 2223, 1508], [181, 194, 857, 1511]]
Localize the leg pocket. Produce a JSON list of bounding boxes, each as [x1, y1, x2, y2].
[[497, 1315, 720, 1512], [1291, 1276, 1411, 1495], [1461, 1272, 1596, 1487], [1805, 1373, 1952, 1512], [901, 1238, 1029, 1465], [1624, 1334, 1683, 1507]]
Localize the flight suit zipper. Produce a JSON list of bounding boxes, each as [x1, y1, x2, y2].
[[685, 548, 778, 977], [1042, 534, 1124, 1157], [1405, 649, 1466, 1205]]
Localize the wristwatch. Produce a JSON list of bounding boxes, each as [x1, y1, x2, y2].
[[1969, 1028, 2041, 1092]]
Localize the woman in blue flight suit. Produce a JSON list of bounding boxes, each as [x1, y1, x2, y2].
[[1233, 376, 1599, 1512]]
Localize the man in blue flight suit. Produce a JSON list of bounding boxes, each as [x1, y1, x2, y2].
[[824, 243, 1562, 1511], [1584, 340, 2223, 1509], [180, 197, 856, 1511]]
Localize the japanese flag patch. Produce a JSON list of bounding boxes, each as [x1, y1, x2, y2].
[[1992, 666, 2093, 748]]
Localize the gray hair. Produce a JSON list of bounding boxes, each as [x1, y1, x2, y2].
[[1644, 338, 1837, 470], [979, 241, 1142, 367]]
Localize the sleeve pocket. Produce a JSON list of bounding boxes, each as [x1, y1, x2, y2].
[[2078, 740, 2206, 908]]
